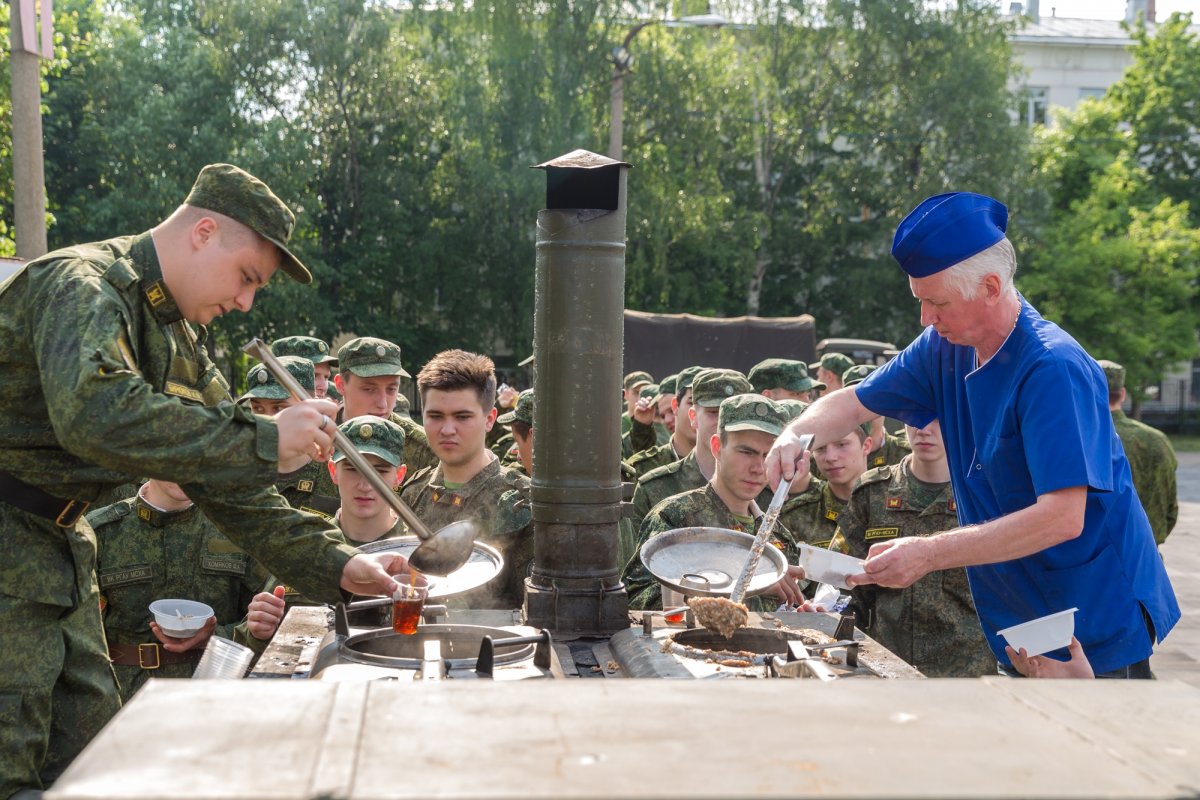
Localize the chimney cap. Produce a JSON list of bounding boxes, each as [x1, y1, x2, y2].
[[532, 149, 632, 171]]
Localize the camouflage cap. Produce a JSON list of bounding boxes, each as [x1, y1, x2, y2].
[[691, 368, 753, 408], [748, 358, 825, 394], [1097, 359, 1125, 393], [719, 393, 790, 438], [333, 415, 406, 467], [623, 370, 654, 391], [239, 355, 314, 402], [498, 388, 534, 426], [657, 373, 679, 398], [675, 366, 706, 394], [777, 398, 809, 421], [394, 394, 411, 412], [271, 335, 338, 365], [638, 383, 659, 401], [338, 337, 410, 378], [184, 163, 311, 284], [842, 364, 877, 387], [819, 352, 856, 377]]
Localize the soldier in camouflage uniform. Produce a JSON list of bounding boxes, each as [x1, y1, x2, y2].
[[655, 373, 679, 436], [843, 365, 911, 471], [401, 350, 533, 609], [271, 335, 338, 400], [1099, 361, 1178, 545], [829, 421, 994, 677], [626, 365, 704, 480], [332, 337, 437, 476], [326, 416, 410, 546], [621, 383, 663, 459], [620, 371, 654, 436], [497, 389, 534, 475], [88, 480, 279, 701], [780, 425, 872, 549], [815, 352, 854, 393], [0, 163, 403, 797], [620, 369, 754, 568], [623, 394, 805, 610], [749, 358, 825, 403], [239, 358, 340, 522]]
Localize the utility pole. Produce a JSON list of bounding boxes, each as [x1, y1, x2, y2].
[[9, 0, 53, 259]]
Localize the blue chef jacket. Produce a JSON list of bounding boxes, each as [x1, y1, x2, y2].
[[856, 296, 1179, 673]]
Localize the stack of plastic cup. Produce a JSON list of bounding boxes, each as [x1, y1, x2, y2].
[[192, 636, 254, 680]]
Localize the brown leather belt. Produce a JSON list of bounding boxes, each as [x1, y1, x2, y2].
[[0, 468, 91, 528], [109, 643, 203, 670]]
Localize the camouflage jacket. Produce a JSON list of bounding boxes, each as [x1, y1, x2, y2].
[[829, 458, 994, 677], [0, 233, 354, 607], [401, 458, 533, 609], [1112, 410, 1178, 545], [867, 431, 912, 471], [277, 459, 340, 521], [623, 484, 791, 611], [620, 418, 660, 460], [618, 451, 707, 570], [778, 479, 844, 550], [88, 495, 269, 699], [626, 440, 685, 481]]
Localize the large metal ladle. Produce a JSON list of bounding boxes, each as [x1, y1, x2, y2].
[[242, 338, 478, 576]]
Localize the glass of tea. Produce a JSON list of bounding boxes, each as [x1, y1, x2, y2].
[[391, 574, 429, 635]]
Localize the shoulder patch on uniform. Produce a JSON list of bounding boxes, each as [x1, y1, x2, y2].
[[885, 496, 904, 510], [824, 509, 840, 522], [865, 527, 900, 541], [297, 480, 314, 493]]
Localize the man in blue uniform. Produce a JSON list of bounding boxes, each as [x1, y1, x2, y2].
[[767, 191, 1178, 678]]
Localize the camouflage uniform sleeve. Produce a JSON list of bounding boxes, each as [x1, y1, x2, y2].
[[629, 418, 657, 456], [28, 270, 278, 487], [184, 483, 355, 605], [622, 505, 678, 610]]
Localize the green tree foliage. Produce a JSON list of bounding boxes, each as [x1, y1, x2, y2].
[[1023, 156, 1199, 410], [1026, 12, 1200, 415], [13, 0, 1030, 371]]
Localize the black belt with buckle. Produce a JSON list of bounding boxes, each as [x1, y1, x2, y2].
[[0, 468, 91, 528]]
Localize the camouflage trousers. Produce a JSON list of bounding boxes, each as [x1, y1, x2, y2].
[[0, 507, 121, 798]]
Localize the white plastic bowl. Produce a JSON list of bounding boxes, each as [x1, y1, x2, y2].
[[794, 543, 864, 591], [997, 607, 1079, 657], [149, 599, 215, 639]]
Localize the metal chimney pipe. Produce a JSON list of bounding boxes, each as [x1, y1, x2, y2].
[[523, 149, 631, 637]]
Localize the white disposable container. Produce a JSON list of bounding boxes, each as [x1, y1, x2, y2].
[[192, 636, 254, 680], [794, 543, 864, 591], [997, 608, 1079, 657], [148, 599, 214, 639]]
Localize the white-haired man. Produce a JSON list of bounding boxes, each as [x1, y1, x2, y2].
[[767, 192, 1178, 679]]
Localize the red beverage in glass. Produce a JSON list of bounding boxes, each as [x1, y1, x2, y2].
[[392, 596, 424, 634]]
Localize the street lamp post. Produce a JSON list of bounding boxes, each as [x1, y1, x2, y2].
[[607, 14, 727, 161]]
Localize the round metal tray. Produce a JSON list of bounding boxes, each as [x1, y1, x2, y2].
[[355, 536, 503, 599], [341, 624, 535, 669], [639, 526, 787, 599]]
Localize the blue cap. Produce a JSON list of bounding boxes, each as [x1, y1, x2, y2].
[[891, 192, 1008, 278]]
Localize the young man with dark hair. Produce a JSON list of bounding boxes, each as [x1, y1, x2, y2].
[[402, 350, 533, 609]]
